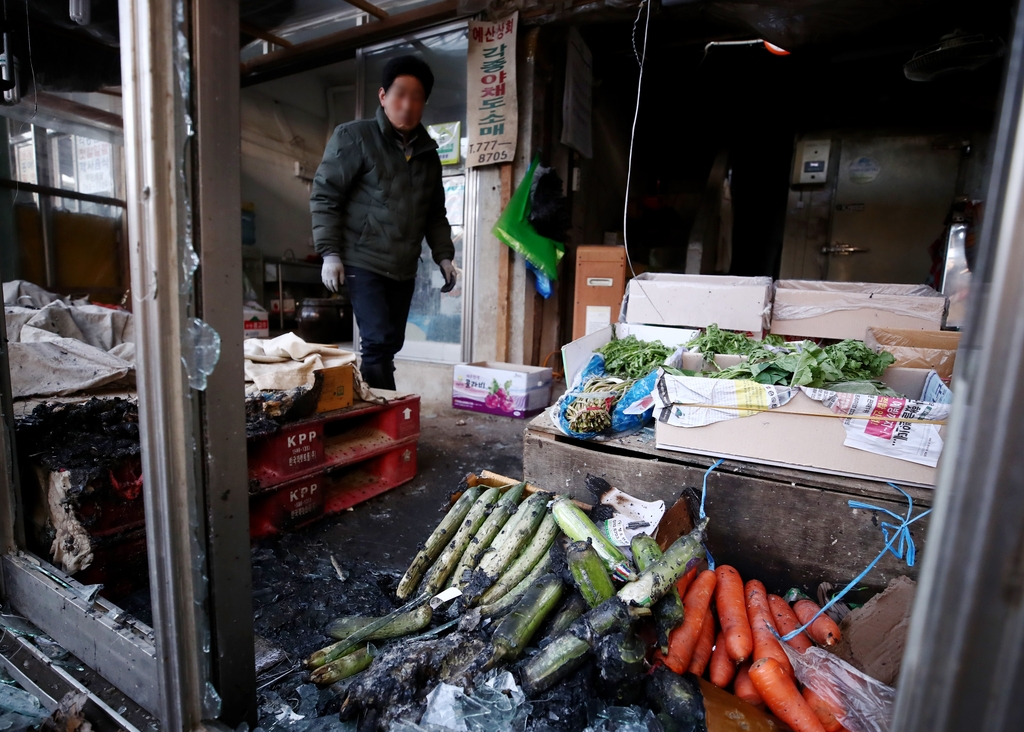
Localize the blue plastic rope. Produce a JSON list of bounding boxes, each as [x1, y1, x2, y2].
[[699, 459, 725, 570], [778, 481, 931, 642]]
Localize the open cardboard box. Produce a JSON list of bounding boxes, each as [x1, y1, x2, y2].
[[622, 273, 773, 338], [655, 365, 947, 487], [561, 322, 700, 387], [771, 281, 948, 340], [866, 327, 960, 380]]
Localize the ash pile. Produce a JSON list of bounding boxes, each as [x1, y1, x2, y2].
[[253, 474, 783, 732]]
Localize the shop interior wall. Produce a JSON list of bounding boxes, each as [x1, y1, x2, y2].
[[240, 60, 356, 263], [565, 5, 1009, 282]]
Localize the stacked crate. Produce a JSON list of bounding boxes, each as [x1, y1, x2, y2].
[[247, 395, 421, 538]]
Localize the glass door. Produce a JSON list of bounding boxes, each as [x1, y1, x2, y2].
[[357, 23, 471, 364]]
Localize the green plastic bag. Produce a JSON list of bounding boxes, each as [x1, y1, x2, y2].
[[492, 157, 566, 281]]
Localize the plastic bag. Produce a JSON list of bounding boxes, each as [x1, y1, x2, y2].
[[493, 157, 565, 281], [772, 280, 946, 322], [781, 643, 895, 732], [525, 260, 553, 299], [553, 353, 659, 440]]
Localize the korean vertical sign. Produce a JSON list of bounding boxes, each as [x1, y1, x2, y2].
[[467, 12, 518, 168]]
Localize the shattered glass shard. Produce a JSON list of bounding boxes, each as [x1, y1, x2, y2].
[[0, 686, 49, 721], [181, 318, 221, 391], [416, 670, 532, 732]]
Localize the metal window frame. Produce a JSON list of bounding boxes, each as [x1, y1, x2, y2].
[[893, 2, 1024, 730], [0, 2, 254, 730]]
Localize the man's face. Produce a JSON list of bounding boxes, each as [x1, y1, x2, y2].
[[379, 75, 426, 133]]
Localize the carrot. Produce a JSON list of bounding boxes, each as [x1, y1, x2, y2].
[[744, 580, 794, 678], [688, 608, 716, 676], [665, 569, 717, 674], [733, 661, 763, 708], [793, 599, 842, 647], [768, 594, 813, 653], [709, 631, 736, 688], [748, 657, 827, 732], [715, 565, 753, 663], [802, 687, 845, 732], [676, 566, 699, 598]]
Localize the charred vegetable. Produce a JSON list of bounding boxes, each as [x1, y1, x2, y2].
[[567, 540, 617, 607], [478, 554, 553, 619], [451, 482, 526, 588], [631, 534, 685, 653], [324, 605, 433, 644], [475, 492, 550, 582], [521, 519, 708, 695], [396, 485, 482, 600], [420, 486, 502, 596], [489, 574, 564, 664], [551, 495, 636, 581], [309, 645, 374, 685]]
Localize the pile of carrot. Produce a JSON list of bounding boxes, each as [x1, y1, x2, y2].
[[654, 565, 847, 732]]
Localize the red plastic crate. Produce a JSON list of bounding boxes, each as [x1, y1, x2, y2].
[[247, 395, 420, 491], [249, 439, 418, 539]]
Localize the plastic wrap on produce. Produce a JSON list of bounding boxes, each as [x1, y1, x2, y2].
[[782, 643, 895, 732], [552, 354, 660, 440], [772, 281, 947, 321]]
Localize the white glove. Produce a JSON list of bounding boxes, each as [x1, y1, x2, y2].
[[321, 254, 344, 292], [440, 259, 457, 293]]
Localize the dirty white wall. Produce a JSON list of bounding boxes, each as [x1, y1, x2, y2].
[[240, 61, 356, 261]]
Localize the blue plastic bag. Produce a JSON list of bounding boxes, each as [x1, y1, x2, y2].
[[555, 354, 659, 439]]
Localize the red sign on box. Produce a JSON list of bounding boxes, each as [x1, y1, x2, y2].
[[249, 421, 325, 488]]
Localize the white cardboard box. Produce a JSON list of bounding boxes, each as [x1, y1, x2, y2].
[[622, 273, 773, 337], [453, 362, 553, 419], [771, 281, 947, 340], [561, 323, 700, 387], [655, 366, 946, 487]]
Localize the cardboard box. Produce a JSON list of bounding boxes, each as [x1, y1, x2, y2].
[[314, 364, 355, 413], [622, 274, 773, 337], [244, 307, 269, 339], [865, 327, 960, 380], [561, 323, 700, 387], [453, 362, 552, 419], [771, 281, 947, 340], [655, 367, 947, 487]]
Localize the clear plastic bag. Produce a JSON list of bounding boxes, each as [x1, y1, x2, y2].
[[781, 643, 896, 732], [773, 280, 946, 321]]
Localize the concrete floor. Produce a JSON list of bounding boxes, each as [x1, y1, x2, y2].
[[295, 403, 529, 572]]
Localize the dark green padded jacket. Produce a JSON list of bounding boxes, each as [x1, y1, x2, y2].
[[310, 106, 455, 281]]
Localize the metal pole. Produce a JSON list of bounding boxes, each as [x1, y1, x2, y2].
[[892, 2, 1024, 730], [192, 0, 257, 725], [32, 126, 57, 290], [118, 0, 212, 729]]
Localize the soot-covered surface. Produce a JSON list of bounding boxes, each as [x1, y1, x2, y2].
[[251, 407, 528, 725]]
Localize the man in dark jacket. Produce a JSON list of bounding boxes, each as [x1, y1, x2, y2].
[[311, 55, 456, 390]]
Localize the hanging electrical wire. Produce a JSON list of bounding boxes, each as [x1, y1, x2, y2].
[[623, 0, 651, 281]]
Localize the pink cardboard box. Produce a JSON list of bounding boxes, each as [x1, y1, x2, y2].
[[453, 362, 553, 419]]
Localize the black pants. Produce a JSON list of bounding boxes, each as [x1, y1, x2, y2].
[[345, 265, 416, 391]]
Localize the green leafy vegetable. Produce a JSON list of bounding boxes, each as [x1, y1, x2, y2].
[[685, 324, 786, 360], [707, 339, 895, 388], [595, 336, 673, 380]]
